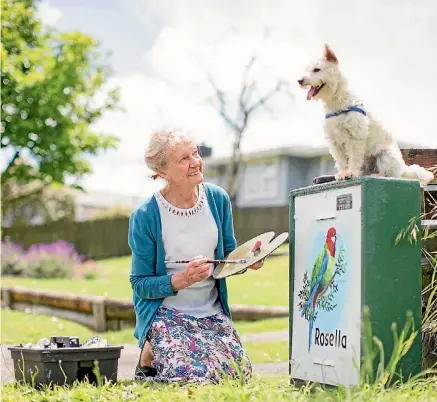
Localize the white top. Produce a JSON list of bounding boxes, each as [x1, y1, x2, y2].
[[155, 183, 223, 317]]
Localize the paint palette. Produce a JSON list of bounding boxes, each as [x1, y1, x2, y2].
[[212, 231, 289, 279]]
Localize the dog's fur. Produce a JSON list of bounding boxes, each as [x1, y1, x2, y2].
[[298, 44, 434, 186]]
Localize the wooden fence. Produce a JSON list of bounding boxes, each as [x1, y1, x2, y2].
[[1, 217, 131, 260], [0, 287, 289, 333], [1, 206, 289, 260]]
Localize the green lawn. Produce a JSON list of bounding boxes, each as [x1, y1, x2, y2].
[[1, 375, 436, 402], [244, 341, 288, 364], [1, 309, 289, 364], [1, 249, 290, 306]]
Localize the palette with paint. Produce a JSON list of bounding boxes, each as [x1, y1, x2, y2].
[[212, 231, 289, 279]]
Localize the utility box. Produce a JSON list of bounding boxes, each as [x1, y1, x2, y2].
[[288, 177, 422, 387]]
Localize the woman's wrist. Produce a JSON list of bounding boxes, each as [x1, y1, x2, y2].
[[171, 272, 190, 292]]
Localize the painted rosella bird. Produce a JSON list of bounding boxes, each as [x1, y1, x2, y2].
[[300, 227, 337, 351]]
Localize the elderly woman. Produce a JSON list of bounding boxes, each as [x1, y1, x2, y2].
[[128, 129, 264, 384]]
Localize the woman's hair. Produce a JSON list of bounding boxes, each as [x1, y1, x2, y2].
[[145, 129, 194, 179]]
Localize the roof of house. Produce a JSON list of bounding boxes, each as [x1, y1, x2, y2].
[[204, 145, 329, 167], [203, 140, 425, 167]]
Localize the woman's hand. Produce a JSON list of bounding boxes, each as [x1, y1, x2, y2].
[[248, 240, 264, 271], [171, 256, 211, 291], [184, 256, 212, 284]]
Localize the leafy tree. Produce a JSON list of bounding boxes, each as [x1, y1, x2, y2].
[[1, 0, 121, 224], [2, 179, 76, 226], [1, 0, 120, 188]]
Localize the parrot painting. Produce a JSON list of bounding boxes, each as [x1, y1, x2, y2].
[[300, 227, 337, 351]]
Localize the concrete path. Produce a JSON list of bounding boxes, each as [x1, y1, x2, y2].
[[1, 332, 289, 385]]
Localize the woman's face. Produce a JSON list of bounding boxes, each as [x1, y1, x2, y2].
[[160, 140, 204, 187]]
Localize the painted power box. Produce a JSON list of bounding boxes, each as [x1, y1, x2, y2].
[[289, 177, 422, 386]]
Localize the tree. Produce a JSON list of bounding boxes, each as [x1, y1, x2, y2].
[[205, 55, 291, 202], [1, 0, 120, 211], [1, 179, 76, 227]]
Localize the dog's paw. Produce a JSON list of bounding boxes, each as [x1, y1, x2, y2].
[[336, 171, 354, 180]]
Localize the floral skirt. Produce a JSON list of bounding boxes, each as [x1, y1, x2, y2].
[[145, 306, 252, 384]]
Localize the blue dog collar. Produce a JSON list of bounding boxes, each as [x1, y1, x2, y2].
[[325, 106, 367, 119]]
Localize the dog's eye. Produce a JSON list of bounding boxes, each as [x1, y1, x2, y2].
[[313, 68, 320, 73]]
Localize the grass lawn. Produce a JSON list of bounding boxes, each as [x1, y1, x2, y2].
[[244, 341, 288, 363], [1, 309, 289, 364], [1, 246, 290, 306], [1, 376, 436, 402]]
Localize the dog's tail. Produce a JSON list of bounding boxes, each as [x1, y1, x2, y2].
[[401, 164, 434, 186]]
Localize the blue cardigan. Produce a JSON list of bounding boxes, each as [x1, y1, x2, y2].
[[128, 182, 237, 348]]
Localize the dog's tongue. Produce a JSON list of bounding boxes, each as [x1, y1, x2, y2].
[[307, 86, 317, 100]]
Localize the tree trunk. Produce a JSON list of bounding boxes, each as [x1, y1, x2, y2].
[[227, 129, 244, 203]]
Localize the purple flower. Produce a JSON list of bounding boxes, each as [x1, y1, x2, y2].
[[2, 240, 90, 279]]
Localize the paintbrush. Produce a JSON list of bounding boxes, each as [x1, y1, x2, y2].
[[164, 258, 252, 264], [165, 248, 261, 265]]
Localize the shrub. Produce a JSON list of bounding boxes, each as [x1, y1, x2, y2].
[[23, 240, 84, 279], [75, 259, 100, 280], [1, 240, 100, 279], [1, 240, 25, 276]]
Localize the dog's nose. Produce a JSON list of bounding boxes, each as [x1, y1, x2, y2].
[[297, 79, 304, 85]]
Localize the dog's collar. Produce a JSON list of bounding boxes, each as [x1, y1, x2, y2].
[[325, 106, 366, 119]]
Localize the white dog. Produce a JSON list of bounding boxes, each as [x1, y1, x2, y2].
[[298, 44, 434, 186]]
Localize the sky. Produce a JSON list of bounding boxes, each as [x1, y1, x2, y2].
[[36, 0, 437, 197]]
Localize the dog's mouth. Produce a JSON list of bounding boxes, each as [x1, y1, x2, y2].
[[307, 83, 325, 100]]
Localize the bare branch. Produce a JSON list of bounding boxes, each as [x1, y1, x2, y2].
[[203, 51, 292, 202], [242, 81, 256, 107], [238, 56, 257, 110], [246, 81, 284, 115], [205, 72, 240, 133]]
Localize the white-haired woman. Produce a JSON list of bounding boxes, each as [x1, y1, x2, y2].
[[128, 130, 264, 384]]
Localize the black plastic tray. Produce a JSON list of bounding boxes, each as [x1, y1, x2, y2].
[[8, 345, 124, 388]]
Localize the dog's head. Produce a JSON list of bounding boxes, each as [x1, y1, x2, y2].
[[297, 44, 342, 101]]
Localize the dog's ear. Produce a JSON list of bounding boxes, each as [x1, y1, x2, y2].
[[324, 43, 338, 64]]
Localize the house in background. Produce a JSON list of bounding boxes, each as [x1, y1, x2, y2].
[[203, 145, 336, 208], [203, 141, 427, 209]]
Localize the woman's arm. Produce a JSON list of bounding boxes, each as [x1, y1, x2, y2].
[[128, 208, 179, 299]]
